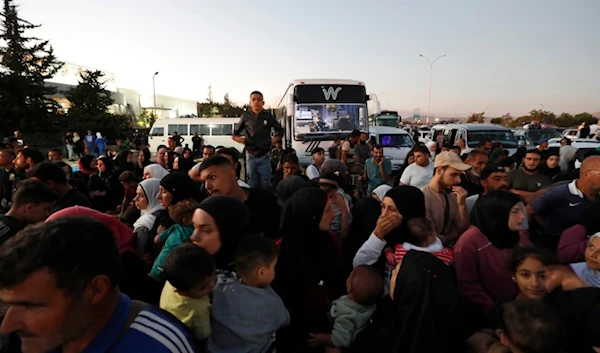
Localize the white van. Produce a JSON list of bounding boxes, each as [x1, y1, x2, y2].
[[438, 123, 519, 155], [368, 126, 415, 172], [148, 118, 244, 151]]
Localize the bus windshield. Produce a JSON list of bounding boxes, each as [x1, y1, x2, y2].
[[376, 116, 399, 127], [294, 104, 366, 137]]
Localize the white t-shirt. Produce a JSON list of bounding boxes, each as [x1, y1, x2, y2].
[[399, 163, 434, 189], [305, 164, 320, 180]]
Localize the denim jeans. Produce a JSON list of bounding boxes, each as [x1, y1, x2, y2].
[[66, 144, 74, 160], [245, 152, 271, 190]]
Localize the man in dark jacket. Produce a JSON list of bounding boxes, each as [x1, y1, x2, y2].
[[232, 91, 284, 190]]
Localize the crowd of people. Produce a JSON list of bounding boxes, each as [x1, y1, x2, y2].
[[0, 94, 599, 353]]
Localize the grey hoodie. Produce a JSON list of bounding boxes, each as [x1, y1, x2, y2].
[[208, 274, 290, 353]]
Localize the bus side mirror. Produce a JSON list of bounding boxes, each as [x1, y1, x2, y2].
[[286, 94, 294, 117]]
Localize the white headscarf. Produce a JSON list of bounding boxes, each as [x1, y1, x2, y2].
[[144, 164, 169, 180], [96, 132, 103, 139], [570, 233, 600, 287], [133, 178, 163, 231], [372, 184, 392, 202]]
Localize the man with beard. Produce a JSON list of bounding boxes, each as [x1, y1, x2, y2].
[[422, 151, 472, 246], [460, 149, 488, 197], [14, 148, 44, 174], [354, 132, 371, 166], [508, 149, 551, 204]]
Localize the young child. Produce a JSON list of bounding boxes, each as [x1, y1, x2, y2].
[[209, 235, 290, 353], [160, 243, 216, 342], [319, 171, 351, 237], [150, 199, 199, 280], [384, 217, 454, 268], [308, 265, 383, 350]]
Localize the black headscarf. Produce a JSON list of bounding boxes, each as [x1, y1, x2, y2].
[[383, 186, 426, 245], [540, 149, 561, 180], [114, 150, 133, 172], [512, 146, 527, 168], [159, 172, 204, 204], [390, 251, 462, 353], [140, 148, 151, 167], [343, 197, 382, 273], [471, 190, 522, 249], [197, 195, 251, 269], [275, 175, 309, 206], [97, 155, 114, 177]]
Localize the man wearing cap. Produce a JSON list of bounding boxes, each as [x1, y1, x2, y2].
[[305, 147, 325, 180], [537, 138, 549, 158], [422, 151, 471, 246]]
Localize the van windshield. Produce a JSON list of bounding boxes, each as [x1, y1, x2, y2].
[[467, 130, 518, 148], [379, 134, 414, 148]]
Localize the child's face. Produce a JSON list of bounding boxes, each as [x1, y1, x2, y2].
[[250, 93, 264, 112]]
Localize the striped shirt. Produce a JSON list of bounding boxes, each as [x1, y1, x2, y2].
[[394, 244, 454, 265]]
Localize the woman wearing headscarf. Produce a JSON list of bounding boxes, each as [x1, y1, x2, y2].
[[511, 146, 527, 169], [540, 149, 562, 181], [143, 163, 169, 180], [274, 187, 343, 352], [488, 147, 508, 165], [135, 148, 152, 179], [190, 195, 252, 272], [132, 178, 163, 267], [73, 154, 97, 185], [353, 186, 426, 294], [114, 149, 133, 174], [275, 175, 309, 207], [342, 185, 389, 276], [150, 172, 204, 241], [425, 140, 438, 161], [46, 206, 154, 303], [95, 132, 107, 156], [454, 190, 533, 320], [349, 251, 463, 353], [569, 233, 600, 288], [88, 155, 123, 212]]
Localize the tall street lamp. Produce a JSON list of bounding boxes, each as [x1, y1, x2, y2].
[[419, 54, 446, 124], [153, 72, 159, 117], [381, 91, 394, 108]]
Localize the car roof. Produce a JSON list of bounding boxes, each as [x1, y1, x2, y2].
[[369, 126, 410, 134], [442, 123, 511, 131]]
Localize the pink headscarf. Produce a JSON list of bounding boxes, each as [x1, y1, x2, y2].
[[47, 206, 136, 254]]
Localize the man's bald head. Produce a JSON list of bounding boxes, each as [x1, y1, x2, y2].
[[581, 155, 600, 174]]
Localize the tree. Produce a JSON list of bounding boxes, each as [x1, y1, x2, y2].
[[490, 118, 502, 124], [467, 112, 485, 123], [0, 0, 63, 136], [555, 113, 576, 127], [64, 69, 129, 138], [574, 112, 598, 125]]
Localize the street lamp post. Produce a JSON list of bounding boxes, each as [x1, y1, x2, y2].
[[540, 104, 544, 111], [381, 91, 394, 108], [153, 72, 159, 117], [419, 54, 446, 124]]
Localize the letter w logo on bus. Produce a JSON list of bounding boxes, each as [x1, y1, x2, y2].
[[322, 86, 342, 101]]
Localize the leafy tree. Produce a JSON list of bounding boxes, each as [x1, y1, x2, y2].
[[139, 109, 157, 128], [490, 118, 502, 124], [64, 69, 129, 138], [0, 0, 63, 136], [574, 112, 597, 125], [555, 113, 576, 127], [467, 112, 485, 123]]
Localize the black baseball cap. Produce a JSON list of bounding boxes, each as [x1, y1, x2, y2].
[[312, 147, 325, 155], [480, 164, 507, 180]]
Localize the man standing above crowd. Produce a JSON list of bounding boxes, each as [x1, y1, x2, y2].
[[508, 149, 551, 204], [233, 91, 284, 190], [422, 151, 471, 246], [340, 130, 363, 175]]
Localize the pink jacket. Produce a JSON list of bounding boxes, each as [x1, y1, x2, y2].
[[557, 224, 588, 263]]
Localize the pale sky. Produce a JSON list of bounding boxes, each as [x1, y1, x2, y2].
[[19, 0, 600, 117]]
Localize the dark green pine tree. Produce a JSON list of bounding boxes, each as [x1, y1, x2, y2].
[[0, 0, 63, 137], [66, 69, 130, 138]]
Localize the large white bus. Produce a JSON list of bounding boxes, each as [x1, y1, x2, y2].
[[148, 117, 244, 151], [276, 79, 380, 165]]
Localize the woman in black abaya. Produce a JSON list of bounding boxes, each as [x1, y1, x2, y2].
[[350, 250, 463, 353]]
